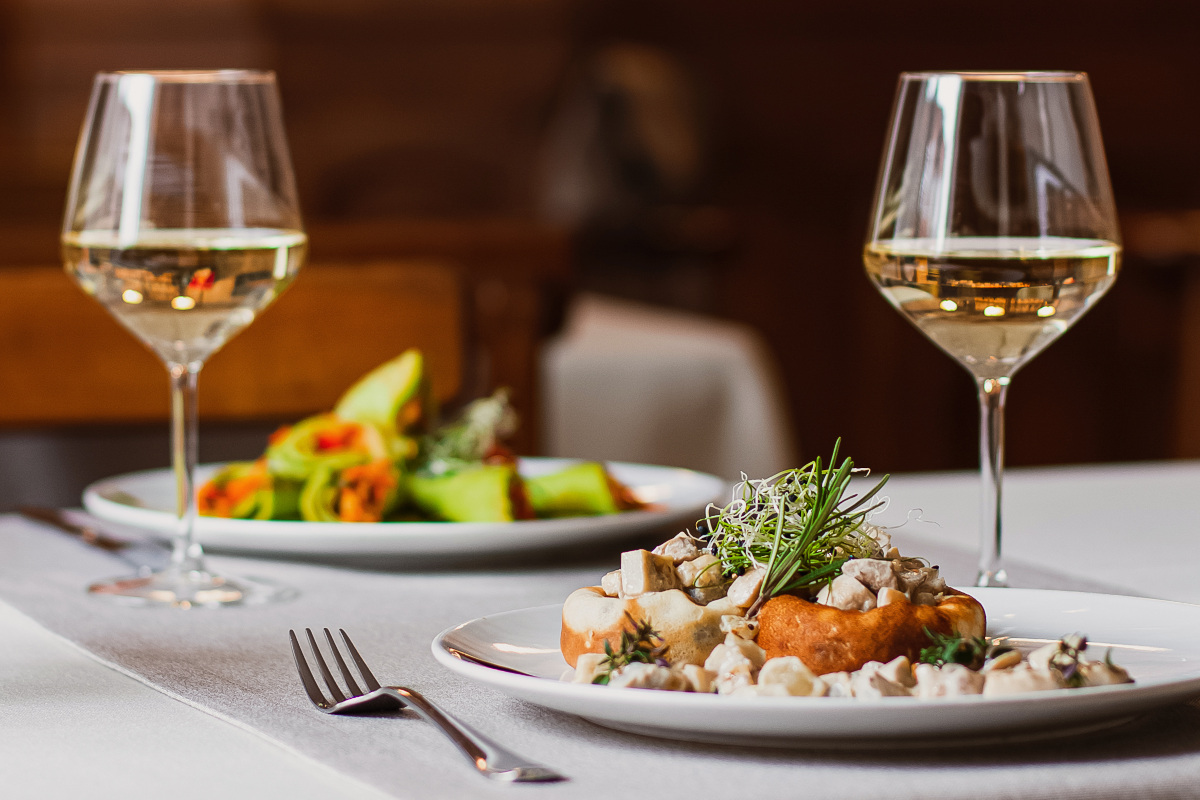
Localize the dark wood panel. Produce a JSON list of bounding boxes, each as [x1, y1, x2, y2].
[[2, 0, 1198, 471]]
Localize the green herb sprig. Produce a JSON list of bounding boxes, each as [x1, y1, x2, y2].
[[1050, 633, 1089, 687], [918, 628, 995, 669], [592, 613, 669, 685], [701, 439, 889, 615]]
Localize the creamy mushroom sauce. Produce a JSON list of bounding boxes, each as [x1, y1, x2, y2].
[[566, 533, 1134, 698]]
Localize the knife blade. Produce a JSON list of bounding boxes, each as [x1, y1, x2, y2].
[[18, 506, 172, 572]]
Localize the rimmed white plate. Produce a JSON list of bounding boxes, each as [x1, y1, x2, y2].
[[432, 588, 1200, 748], [82, 458, 724, 564]]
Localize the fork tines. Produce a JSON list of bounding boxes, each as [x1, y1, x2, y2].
[[290, 627, 381, 708], [289, 627, 568, 782]]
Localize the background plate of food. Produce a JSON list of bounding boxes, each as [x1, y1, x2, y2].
[[79, 349, 724, 565], [82, 457, 725, 564], [432, 588, 1200, 748]]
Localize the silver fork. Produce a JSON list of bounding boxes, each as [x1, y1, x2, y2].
[[289, 628, 566, 783]]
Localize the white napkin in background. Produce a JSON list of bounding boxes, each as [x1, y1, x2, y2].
[[540, 293, 796, 481]]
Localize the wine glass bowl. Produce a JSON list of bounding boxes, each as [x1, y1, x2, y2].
[[63, 228, 306, 366], [62, 70, 305, 607], [863, 236, 1119, 379], [864, 72, 1121, 587]]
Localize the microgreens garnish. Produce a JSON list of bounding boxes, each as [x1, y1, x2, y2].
[[423, 388, 517, 475], [592, 613, 669, 685], [700, 439, 889, 615]]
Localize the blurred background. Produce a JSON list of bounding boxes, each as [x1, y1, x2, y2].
[[2, 0, 1198, 509]]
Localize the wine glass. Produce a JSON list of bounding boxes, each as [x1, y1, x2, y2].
[[864, 72, 1120, 587], [62, 70, 306, 607]]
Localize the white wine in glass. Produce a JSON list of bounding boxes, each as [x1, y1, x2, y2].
[[864, 73, 1121, 587], [62, 71, 306, 607]]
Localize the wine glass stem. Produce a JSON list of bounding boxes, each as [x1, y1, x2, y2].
[[976, 376, 1010, 587], [169, 360, 205, 574]]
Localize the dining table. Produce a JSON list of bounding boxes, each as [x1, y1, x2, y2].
[[3, 458, 1200, 800]]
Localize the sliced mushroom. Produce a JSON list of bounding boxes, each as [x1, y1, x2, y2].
[[875, 655, 915, 688], [982, 663, 1066, 696], [726, 567, 766, 609], [913, 662, 985, 697], [608, 662, 690, 691], [683, 664, 717, 693], [571, 652, 608, 684], [600, 570, 623, 598], [620, 549, 682, 597], [1080, 658, 1133, 686], [757, 656, 826, 696], [719, 614, 758, 640], [841, 558, 898, 592], [652, 533, 704, 565], [816, 573, 877, 612]]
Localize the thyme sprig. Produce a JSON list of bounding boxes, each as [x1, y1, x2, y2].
[[592, 613, 669, 685], [917, 628, 1013, 670], [1050, 633, 1089, 687], [701, 439, 889, 615]]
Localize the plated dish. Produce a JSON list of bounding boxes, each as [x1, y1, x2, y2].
[[82, 458, 725, 564], [433, 588, 1200, 747], [195, 349, 658, 525], [554, 448, 1131, 701]]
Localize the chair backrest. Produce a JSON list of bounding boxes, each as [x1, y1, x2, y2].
[[0, 260, 466, 425], [0, 220, 568, 457]]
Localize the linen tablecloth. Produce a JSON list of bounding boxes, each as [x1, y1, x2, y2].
[[3, 461, 1200, 800]]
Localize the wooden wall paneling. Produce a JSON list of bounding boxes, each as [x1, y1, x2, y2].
[[258, 0, 576, 219]]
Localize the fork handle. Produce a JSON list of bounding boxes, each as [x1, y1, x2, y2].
[[385, 687, 564, 782]]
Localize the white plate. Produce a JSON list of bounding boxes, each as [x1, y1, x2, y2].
[[82, 458, 725, 565], [432, 588, 1200, 748]]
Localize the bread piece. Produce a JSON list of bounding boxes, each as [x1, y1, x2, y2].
[[560, 586, 737, 668], [756, 589, 985, 675]]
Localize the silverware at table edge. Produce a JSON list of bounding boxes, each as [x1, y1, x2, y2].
[[18, 506, 171, 571], [290, 627, 566, 783]]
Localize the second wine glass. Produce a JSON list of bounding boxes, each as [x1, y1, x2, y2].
[[62, 70, 306, 607], [864, 72, 1121, 587]]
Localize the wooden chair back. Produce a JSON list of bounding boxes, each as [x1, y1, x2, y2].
[[0, 219, 568, 454], [0, 260, 465, 424]]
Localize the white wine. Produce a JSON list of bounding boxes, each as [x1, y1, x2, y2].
[[864, 236, 1120, 379], [63, 228, 307, 364]]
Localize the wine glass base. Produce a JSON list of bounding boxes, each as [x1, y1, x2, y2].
[[975, 568, 1009, 588], [87, 568, 297, 608]]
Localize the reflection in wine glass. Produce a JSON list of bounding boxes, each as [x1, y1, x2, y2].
[[864, 72, 1120, 587], [62, 70, 306, 606]]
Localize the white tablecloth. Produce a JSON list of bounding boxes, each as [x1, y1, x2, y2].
[[4, 460, 1200, 800], [0, 600, 389, 800]]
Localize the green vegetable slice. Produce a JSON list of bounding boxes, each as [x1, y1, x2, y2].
[[333, 348, 433, 438], [526, 461, 623, 517], [408, 464, 530, 522]]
